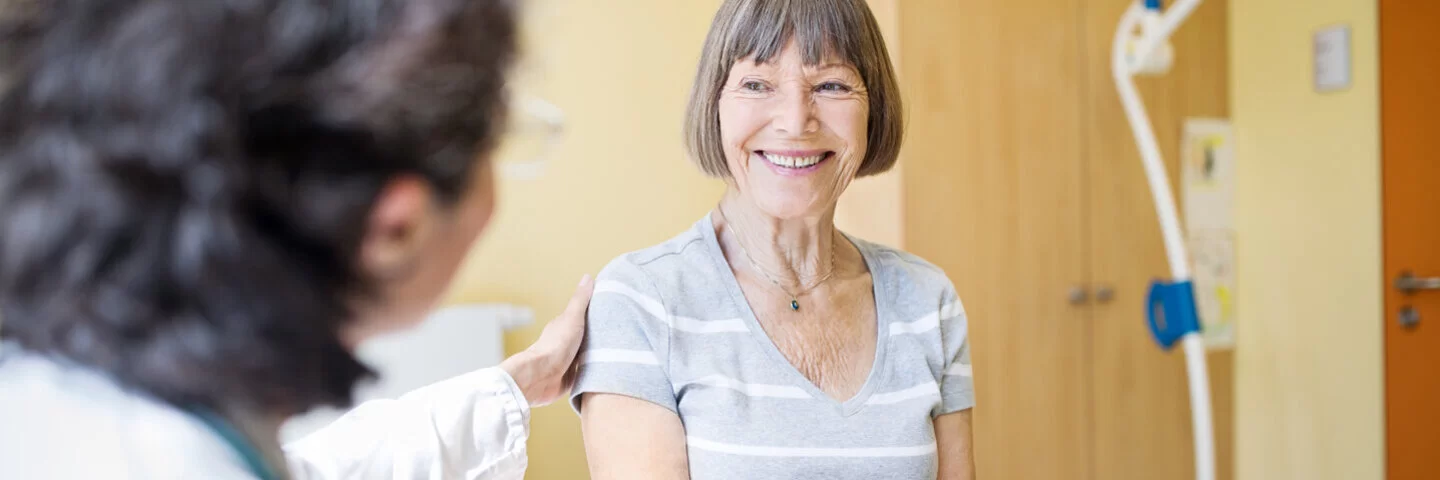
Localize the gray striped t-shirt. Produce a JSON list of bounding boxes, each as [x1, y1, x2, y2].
[[571, 214, 974, 479]]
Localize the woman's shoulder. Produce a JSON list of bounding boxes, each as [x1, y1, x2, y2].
[[596, 217, 720, 292], [848, 235, 958, 295], [848, 238, 968, 334]]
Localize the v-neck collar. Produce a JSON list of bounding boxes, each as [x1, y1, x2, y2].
[[699, 212, 892, 417]]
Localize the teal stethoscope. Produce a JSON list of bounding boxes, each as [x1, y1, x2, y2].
[[189, 408, 281, 480]]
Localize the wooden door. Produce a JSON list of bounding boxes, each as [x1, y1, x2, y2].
[[900, 0, 1092, 478], [1381, 1, 1440, 478], [1081, 1, 1234, 479]]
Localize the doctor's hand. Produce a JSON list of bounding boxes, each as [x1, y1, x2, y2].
[[501, 274, 593, 407]]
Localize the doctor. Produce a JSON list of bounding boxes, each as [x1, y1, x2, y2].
[[0, 0, 579, 479]]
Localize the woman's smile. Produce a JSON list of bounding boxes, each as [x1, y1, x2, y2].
[[754, 149, 835, 177]]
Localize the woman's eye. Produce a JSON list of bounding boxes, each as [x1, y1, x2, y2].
[[816, 82, 852, 93], [741, 81, 769, 92]]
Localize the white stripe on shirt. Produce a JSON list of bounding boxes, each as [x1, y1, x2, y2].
[[889, 302, 963, 336], [581, 348, 660, 366], [595, 280, 749, 333], [940, 301, 964, 321], [686, 436, 938, 458], [946, 363, 973, 377], [889, 312, 940, 335], [674, 374, 811, 399], [865, 381, 941, 405]]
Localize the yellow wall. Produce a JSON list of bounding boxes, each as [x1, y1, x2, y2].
[[1229, 1, 1384, 479], [445, 1, 724, 478], [834, 0, 904, 247]]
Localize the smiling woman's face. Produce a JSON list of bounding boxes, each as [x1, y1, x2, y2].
[[718, 38, 869, 219]]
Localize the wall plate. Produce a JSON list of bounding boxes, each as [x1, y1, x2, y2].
[[1314, 25, 1352, 93]]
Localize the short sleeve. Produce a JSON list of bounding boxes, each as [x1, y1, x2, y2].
[[936, 285, 975, 416], [569, 257, 677, 414]]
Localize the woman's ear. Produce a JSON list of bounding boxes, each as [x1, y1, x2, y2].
[[359, 175, 439, 281]]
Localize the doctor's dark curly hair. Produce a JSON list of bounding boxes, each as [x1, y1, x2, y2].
[[0, 0, 517, 413]]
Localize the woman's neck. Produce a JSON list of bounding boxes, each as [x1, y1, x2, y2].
[[715, 191, 839, 285]]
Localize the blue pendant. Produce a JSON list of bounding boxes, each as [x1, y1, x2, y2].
[[790, 300, 800, 311]]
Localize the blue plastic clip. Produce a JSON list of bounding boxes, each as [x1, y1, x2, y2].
[[1146, 279, 1201, 349], [1144, 0, 1163, 10]]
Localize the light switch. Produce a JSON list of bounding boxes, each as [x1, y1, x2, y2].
[[1314, 25, 1352, 93]]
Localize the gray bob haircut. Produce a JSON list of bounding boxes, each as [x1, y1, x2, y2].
[[684, 0, 903, 178]]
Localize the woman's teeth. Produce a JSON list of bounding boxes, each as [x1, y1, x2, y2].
[[761, 152, 826, 168]]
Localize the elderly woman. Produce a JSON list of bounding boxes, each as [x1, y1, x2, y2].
[[572, 0, 976, 478], [0, 1, 589, 479]]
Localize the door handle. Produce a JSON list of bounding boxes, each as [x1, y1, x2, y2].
[[1095, 285, 1116, 304], [1068, 286, 1090, 305], [1396, 271, 1440, 295]]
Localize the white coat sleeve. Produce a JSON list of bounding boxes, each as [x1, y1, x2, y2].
[[281, 367, 530, 480]]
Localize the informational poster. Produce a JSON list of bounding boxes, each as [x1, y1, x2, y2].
[[1181, 119, 1236, 350]]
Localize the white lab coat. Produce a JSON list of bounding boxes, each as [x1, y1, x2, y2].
[[0, 343, 533, 480], [285, 367, 531, 479]]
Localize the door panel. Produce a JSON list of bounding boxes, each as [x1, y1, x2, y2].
[[900, 0, 1090, 478], [1381, 1, 1440, 478], [1082, 1, 1233, 479]]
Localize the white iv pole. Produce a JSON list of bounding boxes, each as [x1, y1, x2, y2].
[[1111, 1, 1215, 480]]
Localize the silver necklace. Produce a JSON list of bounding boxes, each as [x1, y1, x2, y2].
[[717, 207, 838, 312]]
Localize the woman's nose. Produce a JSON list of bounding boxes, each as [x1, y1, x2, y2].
[[771, 89, 820, 136]]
